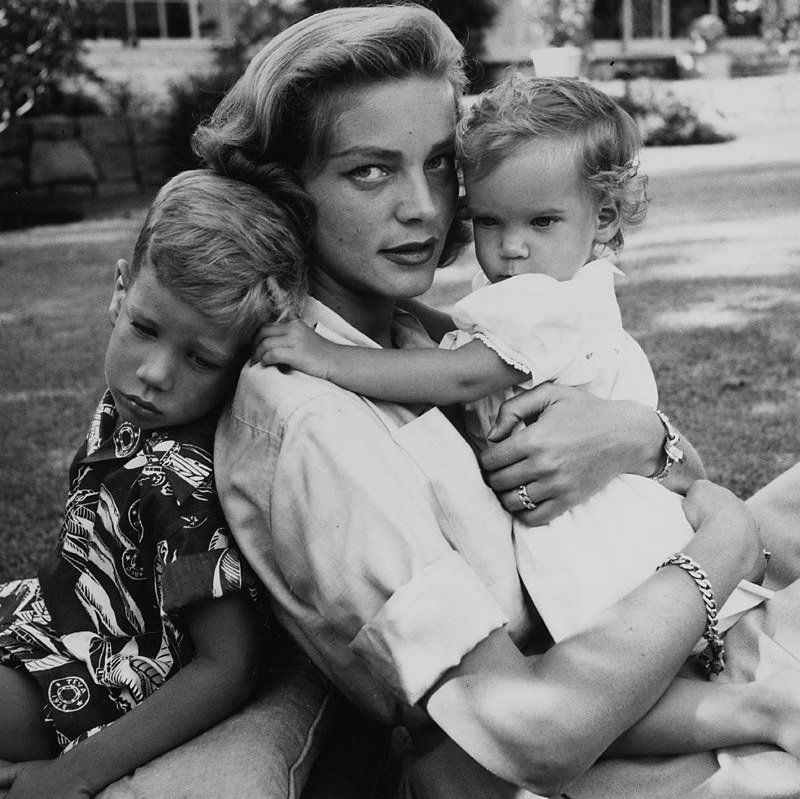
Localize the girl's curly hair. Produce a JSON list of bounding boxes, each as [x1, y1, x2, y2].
[[458, 75, 649, 252]]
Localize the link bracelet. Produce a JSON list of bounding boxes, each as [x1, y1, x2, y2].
[[657, 552, 725, 678]]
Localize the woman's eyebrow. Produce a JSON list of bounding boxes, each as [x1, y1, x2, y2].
[[429, 135, 456, 153], [327, 146, 399, 161], [328, 136, 455, 162]]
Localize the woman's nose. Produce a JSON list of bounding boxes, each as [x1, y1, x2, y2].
[[395, 173, 438, 223], [137, 348, 174, 391]]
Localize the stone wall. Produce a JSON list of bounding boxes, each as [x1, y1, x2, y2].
[[0, 113, 173, 227]]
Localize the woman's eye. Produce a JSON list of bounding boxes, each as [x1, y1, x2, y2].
[[531, 216, 556, 228], [349, 165, 388, 182], [426, 153, 455, 172]]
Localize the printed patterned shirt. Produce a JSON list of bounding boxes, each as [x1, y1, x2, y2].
[[0, 390, 255, 750]]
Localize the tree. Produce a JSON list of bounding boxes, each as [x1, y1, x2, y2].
[[229, 0, 498, 80], [0, 0, 102, 132]]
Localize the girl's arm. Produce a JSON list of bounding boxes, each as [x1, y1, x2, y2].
[[254, 319, 525, 405], [0, 595, 260, 799], [396, 297, 455, 343]]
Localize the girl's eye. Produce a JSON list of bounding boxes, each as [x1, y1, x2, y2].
[[531, 216, 556, 228], [472, 216, 497, 228], [349, 165, 388, 182]]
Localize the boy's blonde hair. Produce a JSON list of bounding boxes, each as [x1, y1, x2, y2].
[[459, 75, 649, 251], [192, 4, 470, 266], [131, 169, 311, 344]]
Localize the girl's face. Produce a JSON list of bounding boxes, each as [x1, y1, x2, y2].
[[466, 139, 620, 284], [302, 77, 458, 312]]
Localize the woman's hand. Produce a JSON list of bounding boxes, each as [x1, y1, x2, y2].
[[0, 760, 91, 799], [479, 383, 666, 525]]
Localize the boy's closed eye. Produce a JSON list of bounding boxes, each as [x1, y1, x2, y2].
[[131, 319, 157, 338], [189, 353, 227, 372]]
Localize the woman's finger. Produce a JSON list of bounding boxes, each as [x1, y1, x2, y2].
[[517, 499, 562, 526], [484, 456, 553, 493], [487, 382, 563, 443], [479, 433, 533, 475], [497, 488, 560, 526]]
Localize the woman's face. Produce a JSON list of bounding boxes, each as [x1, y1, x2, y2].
[[303, 77, 458, 308]]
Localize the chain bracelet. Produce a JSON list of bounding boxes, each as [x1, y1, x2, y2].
[[657, 552, 725, 678]]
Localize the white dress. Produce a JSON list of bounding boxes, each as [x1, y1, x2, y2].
[[442, 259, 767, 641]]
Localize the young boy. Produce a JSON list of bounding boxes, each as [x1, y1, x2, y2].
[[0, 168, 310, 797]]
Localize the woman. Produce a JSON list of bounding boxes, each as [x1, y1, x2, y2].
[[197, 6, 800, 797]]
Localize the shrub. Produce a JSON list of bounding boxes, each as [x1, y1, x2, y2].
[[616, 82, 735, 146], [163, 67, 243, 175], [0, 0, 103, 132]]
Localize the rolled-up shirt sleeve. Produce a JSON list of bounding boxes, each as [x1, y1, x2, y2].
[[216, 368, 508, 707]]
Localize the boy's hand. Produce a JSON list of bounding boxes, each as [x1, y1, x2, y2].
[[252, 319, 335, 380]]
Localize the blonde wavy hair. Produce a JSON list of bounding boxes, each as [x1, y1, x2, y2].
[[192, 4, 471, 266], [459, 75, 649, 252], [131, 169, 311, 345]]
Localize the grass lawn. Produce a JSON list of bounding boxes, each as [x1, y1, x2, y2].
[[2, 181, 800, 582]]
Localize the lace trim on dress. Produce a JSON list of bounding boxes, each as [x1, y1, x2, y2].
[[472, 332, 532, 377]]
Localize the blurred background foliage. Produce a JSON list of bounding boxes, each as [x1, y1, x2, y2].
[[0, 0, 105, 131]]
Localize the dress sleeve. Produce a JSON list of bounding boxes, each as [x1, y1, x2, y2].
[[158, 472, 255, 615], [216, 373, 509, 705], [451, 274, 584, 385]]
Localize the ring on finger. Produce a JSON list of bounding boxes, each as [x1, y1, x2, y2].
[[517, 484, 537, 511]]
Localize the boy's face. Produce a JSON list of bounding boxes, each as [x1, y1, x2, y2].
[[465, 139, 619, 283], [105, 259, 242, 430]]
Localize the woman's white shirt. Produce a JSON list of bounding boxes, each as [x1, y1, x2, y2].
[[214, 298, 531, 723]]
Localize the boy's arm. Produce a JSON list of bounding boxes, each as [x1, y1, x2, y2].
[[254, 319, 526, 405], [0, 595, 260, 799]]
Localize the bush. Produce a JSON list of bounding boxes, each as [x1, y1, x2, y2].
[[163, 68, 243, 174], [616, 82, 735, 146], [0, 0, 103, 131]]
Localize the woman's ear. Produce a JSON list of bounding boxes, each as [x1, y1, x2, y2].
[[108, 259, 130, 324], [594, 200, 621, 245]]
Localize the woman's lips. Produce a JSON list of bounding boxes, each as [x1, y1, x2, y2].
[[380, 239, 437, 266]]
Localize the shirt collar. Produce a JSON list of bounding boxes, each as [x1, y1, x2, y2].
[[80, 391, 215, 505], [302, 296, 436, 351]]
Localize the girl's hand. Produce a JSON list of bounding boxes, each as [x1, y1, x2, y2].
[[252, 319, 336, 379], [479, 383, 664, 525], [0, 760, 91, 799]]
